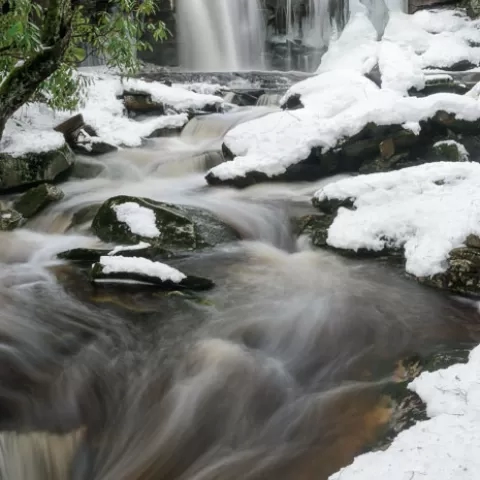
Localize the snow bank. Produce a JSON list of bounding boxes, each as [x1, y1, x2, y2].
[[113, 202, 159, 238], [314, 162, 480, 277], [330, 344, 480, 480], [0, 71, 222, 156], [97, 255, 186, 283], [210, 75, 480, 181]]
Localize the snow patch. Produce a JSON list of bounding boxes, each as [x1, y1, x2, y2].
[[330, 344, 480, 480], [97, 255, 186, 283], [108, 242, 151, 256], [113, 202, 160, 238], [314, 162, 480, 277]]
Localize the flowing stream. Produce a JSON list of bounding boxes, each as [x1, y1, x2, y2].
[[1, 105, 480, 479]]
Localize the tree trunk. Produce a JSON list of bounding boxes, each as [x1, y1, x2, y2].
[[0, 0, 72, 143]]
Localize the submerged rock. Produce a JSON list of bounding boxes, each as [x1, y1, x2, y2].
[[91, 195, 238, 252], [0, 209, 24, 231], [13, 183, 64, 219], [0, 144, 75, 193]]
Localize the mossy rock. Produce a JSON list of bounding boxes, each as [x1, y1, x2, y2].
[[294, 213, 335, 247], [430, 140, 469, 162], [13, 183, 64, 219], [91, 195, 239, 252], [0, 209, 24, 231], [0, 144, 75, 193], [418, 246, 480, 295]]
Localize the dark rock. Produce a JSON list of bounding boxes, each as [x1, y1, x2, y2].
[[430, 140, 468, 161], [90, 262, 214, 291], [364, 64, 382, 87], [294, 214, 335, 247], [0, 209, 24, 231], [13, 183, 64, 219], [224, 89, 266, 107], [147, 126, 183, 138], [68, 204, 101, 231], [54, 114, 85, 137], [0, 144, 75, 193], [466, 234, 480, 248], [58, 248, 111, 263], [418, 246, 480, 295], [281, 93, 304, 110], [221, 143, 235, 161], [122, 92, 165, 116], [55, 115, 117, 156], [431, 110, 480, 134], [311, 196, 355, 215], [91, 195, 239, 252]]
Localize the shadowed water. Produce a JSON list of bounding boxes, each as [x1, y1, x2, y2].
[[0, 108, 478, 479]]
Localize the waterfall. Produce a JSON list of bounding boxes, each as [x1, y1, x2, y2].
[[177, 0, 266, 71]]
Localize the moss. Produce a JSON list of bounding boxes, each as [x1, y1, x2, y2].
[[0, 209, 24, 231]]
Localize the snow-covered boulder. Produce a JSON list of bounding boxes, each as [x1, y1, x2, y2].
[[91, 195, 239, 252], [308, 162, 480, 294], [0, 142, 75, 193]]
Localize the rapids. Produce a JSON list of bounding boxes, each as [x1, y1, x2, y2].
[[0, 107, 479, 479]]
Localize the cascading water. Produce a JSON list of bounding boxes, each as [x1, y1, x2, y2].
[[177, 0, 266, 71]]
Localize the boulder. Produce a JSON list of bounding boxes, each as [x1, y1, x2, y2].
[[0, 144, 75, 193], [13, 183, 64, 219], [91, 195, 238, 252], [224, 89, 266, 107], [0, 209, 24, 231]]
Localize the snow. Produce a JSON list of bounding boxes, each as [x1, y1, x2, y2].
[[112, 202, 160, 238], [108, 242, 151, 255], [0, 70, 222, 155], [97, 255, 186, 283], [207, 8, 480, 182], [330, 344, 480, 480], [317, 13, 379, 75], [434, 140, 469, 161], [122, 77, 223, 111], [209, 78, 480, 181], [313, 162, 480, 277], [0, 126, 65, 158]]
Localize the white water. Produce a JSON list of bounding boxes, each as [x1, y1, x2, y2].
[[177, 0, 266, 71]]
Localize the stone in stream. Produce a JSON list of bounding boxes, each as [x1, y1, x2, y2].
[[90, 255, 214, 291], [0, 144, 75, 193], [54, 114, 117, 156], [13, 183, 64, 219], [0, 208, 24, 231], [91, 195, 239, 252]]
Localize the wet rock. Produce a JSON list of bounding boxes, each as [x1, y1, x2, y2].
[[90, 262, 214, 291], [0, 144, 75, 193], [410, 74, 469, 97], [418, 246, 480, 295], [13, 183, 64, 219], [68, 204, 101, 231], [311, 196, 354, 215], [294, 214, 335, 247], [91, 195, 239, 252], [58, 248, 111, 263], [280, 93, 303, 110], [0, 209, 24, 231], [224, 89, 266, 107], [146, 126, 183, 138]]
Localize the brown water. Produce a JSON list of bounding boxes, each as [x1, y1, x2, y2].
[[0, 108, 479, 479]]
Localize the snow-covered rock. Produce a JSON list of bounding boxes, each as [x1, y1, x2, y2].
[[330, 343, 480, 480], [312, 162, 480, 279], [91, 255, 214, 290]]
